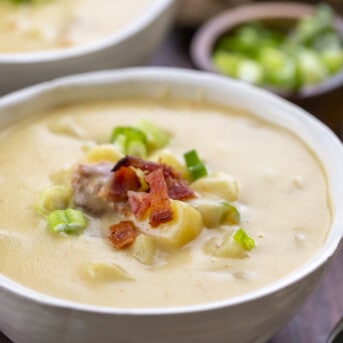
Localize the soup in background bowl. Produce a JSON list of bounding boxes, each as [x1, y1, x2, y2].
[[0, 0, 176, 94], [0, 68, 342, 343]]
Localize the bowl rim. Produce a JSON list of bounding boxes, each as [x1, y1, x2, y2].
[[0, 67, 343, 316], [190, 1, 343, 99], [0, 0, 174, 64]]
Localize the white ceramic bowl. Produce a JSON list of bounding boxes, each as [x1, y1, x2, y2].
[[0, 0, 176, 95], [0, 68, 343, 343]]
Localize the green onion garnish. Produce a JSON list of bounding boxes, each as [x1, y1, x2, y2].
[[47, 209, 87, 234], [233, 228, 255, 251], [7, 0, 51, 4], [183, 149, 208, 181], [110, 127, 147, 158], [137, 119, 169, 150], [221, 202, 241, 225]]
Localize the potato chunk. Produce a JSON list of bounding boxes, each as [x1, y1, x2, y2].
[[146, 200, 203, 249], [191, 172, 239, 201], [194, 200, 240, 228], [203, 233, 247, 259], [49, 117, 85, 138], [86, 262, 133, 282], [151, 149, 188, 179], [131, 234, 157, 265], [85, 144, 124, 163]]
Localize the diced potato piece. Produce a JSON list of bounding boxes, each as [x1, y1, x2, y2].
[[203, 233, 247, 259], [217, 235, 247, 258], [147, 200, 203, 249], [85, 144, 124, 163], [49, 117, 85, 138], [131, 234, 156, 265], [86, 262, 133, 282], [194, 201, 240, 228], [151, 149, 188, 179], [131, 167, 149, 192], [36, 185, 73, 216], [49, 165, 74, 185], [191, 172, 239, 201]]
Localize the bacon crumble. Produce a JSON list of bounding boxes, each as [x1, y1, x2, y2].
[[128, 191, 151, 220], [112, 156, 195, 201], [145, 169, 173, 227], [109, 220, 137, 249], [99, 166, 140, 202]]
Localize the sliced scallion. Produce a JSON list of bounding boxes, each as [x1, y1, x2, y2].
[[233, 228, 255, 251], [183, 149, 208, 181], [47, 209, 87, 234], [221, 202, 241, 225], [137, 119, 169, 149], [110, 127, 147, 158]]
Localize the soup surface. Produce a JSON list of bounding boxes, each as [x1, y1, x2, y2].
[[0, 0, 154, 53], [0, 98, 331, 307]]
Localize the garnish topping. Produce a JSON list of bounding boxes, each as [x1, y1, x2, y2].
[[233, 228, 255, 251], [145, 169, 173, 227], [109, 220, 137, 249], [110, 120, 169, 158], [47, 209, 87, 234], [35, 119, 254, 262], [110, 127, 148, 158], [183, 149, 208, 181]]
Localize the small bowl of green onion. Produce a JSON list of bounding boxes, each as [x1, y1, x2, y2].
[[190, 2, 343, 99]]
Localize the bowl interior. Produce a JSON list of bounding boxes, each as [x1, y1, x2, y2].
[[0, 68, 343, 314]]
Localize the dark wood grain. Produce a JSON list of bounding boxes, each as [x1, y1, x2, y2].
[[1, 23, 343, 343]]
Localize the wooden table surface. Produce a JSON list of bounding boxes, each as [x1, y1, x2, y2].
[[1, 24, 343, 343]]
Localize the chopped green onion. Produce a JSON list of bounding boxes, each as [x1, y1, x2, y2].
[[110, 126, 147, 158], [296, 49, 328, 86], [211, 3, 343, 91], [137, 119, 169, 150], [236, 59, 264, 85], [321, 49, 343, 74], [258, 47, 297, 89], [212, 51, 241, 77], [183, 149, 208, 181], [290, 3, 333, 45], [233, 228, 255, 251], [7, 0, 51, 4], [47, 209, 87, 234], [35, 185, 72, 216], [220, 202, 241, 225]]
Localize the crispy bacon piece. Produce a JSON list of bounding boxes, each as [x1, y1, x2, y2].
[[109, 220, 137, 249], [112, 156, 159, 173], [112, 156, 195, 201], [99, 166, 140, 202], [128, 191, 151, 220], [165, 177, 195, 200], [145, 169, 173, 227]]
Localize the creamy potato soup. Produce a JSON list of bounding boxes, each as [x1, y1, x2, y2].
[[0, 99, 330, 308], [0, 0, 154, 53]]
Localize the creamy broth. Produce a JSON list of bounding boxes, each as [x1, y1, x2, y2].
[[0, 0, 154, 53], [0, 99, 330, 307]]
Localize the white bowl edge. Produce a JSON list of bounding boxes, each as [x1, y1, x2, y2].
[[0, 0, 175, 64]]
